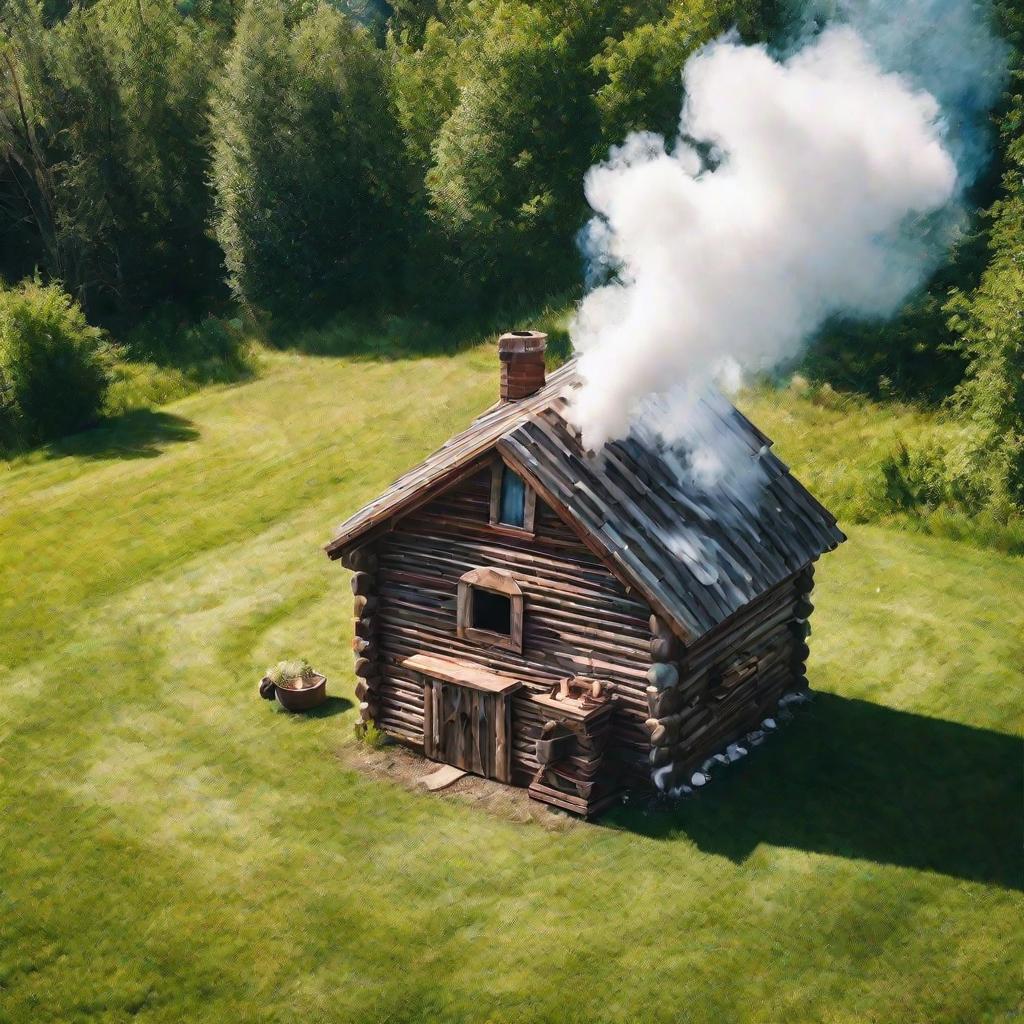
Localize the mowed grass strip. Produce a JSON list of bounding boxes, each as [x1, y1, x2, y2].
[[0, 341, 1021, 1024]]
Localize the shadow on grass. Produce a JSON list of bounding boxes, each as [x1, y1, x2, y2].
[[266, 295, 575, 366], [606, 693, 1023, 891], [276, 695, 352, 719], [42, 409, 200, 461], [304, 695, 352, 718]]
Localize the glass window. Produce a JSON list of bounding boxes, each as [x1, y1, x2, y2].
[[498, 467, 526, 528]]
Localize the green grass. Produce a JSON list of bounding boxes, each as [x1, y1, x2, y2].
[[1, 336, 1021, 1024], [742, 379, 1024, 554]]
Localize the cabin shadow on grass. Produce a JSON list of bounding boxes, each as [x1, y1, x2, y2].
[[44, 409, 199, 461], [609, 693, 1023, 892]]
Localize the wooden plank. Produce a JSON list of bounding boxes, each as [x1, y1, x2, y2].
[[422, 677, 434, 759], [402, 654, 523, 695], [471, 689, 484, 776], [497, 695, 512, 783]]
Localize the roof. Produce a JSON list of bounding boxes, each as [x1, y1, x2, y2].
[[326, 360, 845, 643]]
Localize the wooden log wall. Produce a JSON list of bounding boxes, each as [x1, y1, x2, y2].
[[642, 564, 815, 791], [362, 465, 655, 777], [341, 546, 381, 726]]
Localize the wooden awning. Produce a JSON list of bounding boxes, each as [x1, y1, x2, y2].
[[402, 654, 522, 696]]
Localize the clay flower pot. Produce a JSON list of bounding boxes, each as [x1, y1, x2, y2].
[[262, 672, 327, 712]]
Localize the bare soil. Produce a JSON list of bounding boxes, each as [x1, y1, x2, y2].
[[338, 738, 585, 832]]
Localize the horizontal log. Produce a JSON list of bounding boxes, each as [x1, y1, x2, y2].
[[342, 547, 378, 572], [647, 662, 679, 691], [353, 594, 378, 617], [650, 636, 680, 661], [351, 572, 375, 596], [649, 614, 675, 642], [352, 638, 377, 659]]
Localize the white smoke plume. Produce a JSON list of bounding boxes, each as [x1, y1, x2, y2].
[[570, 6, 1007, 462]]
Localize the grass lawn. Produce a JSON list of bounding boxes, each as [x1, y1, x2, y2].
[[1, 339, 1021, 1024]]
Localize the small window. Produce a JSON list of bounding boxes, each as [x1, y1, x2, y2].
[[472, 588, 511, 635], [457, 568, 523, 652], [489, 460, 536, 533], [498, 468, 526, 528]]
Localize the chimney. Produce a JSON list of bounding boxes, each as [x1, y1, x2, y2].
[[498, 330, 547, 401]]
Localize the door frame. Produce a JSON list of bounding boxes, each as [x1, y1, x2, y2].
[[402, 654, 521, 784]]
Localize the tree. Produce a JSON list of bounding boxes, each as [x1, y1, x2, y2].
[[0, 0, 221, 318], [424, 0, 599, 304], [942, 85, 1024, 515], [592, 0, 733, 147], [210, 0, 405, 314]]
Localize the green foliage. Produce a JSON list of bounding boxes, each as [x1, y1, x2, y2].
[[102, 310, 257, 417], [592, 0, 727, 144], [267, 657, 315, 685], [210, 0, 405, 315], [0, 0, 1018, 514], [388, 18, 459, 181], [423, 1, 600, 304], [879, 84, 1024, 521], [0, 278, 109, 447], [396, 0, 789, 310], [121, 307, 253, 372], [354, 718, 386, 746], [945, 85, 1024, 513], [742, 374, 1023, 553], [0, 0, 222, 317]]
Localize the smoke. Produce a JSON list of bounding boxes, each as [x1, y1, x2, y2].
[[569, 3, 1008, 460]]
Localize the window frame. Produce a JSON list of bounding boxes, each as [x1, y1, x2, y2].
[[457, 567, 524, 652], [489, 458, 536, 536]]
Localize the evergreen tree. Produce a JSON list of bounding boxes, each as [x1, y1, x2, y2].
[[210, 0, 405, 314]]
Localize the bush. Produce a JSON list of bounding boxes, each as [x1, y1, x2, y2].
[[354, 719, 386, 748], [0, 279, 110, 448], [122, 306, 253, 372]]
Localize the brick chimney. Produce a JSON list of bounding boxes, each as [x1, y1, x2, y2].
[[498, 330, 547, 402]]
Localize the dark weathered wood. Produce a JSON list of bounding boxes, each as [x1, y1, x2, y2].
[[341, 547, 378, 572], [351, 572, 374, 596], [354, 657, 378, 679], [326, 354, 841, 810]]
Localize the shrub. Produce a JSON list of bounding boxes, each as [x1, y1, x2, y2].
[[266, 658, 316, 687], [122, 307, 254, 374], [354, 719, 386, 748], [0, 279, 110, 448]]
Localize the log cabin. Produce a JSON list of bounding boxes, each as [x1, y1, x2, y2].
[[325, 331, 845, 817]]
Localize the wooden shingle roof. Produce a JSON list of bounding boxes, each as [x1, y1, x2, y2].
[[326, 360, 845, 643]]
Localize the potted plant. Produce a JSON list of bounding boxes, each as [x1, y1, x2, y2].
[[259, 658, 327, 711]]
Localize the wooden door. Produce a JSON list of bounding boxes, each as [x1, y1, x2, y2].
[[423, 679, 512, 783]]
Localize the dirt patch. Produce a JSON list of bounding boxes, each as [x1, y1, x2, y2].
[[337, 739, 587, 832]]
